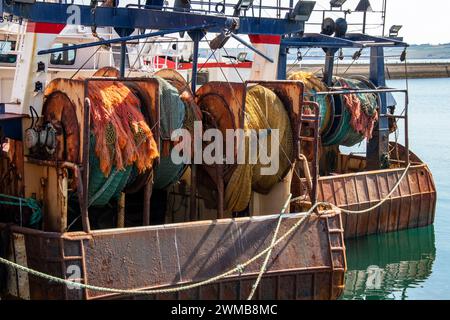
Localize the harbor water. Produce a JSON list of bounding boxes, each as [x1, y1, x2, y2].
[[341, 77, 450, 300]]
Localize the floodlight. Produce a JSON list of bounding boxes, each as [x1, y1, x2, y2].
[[289, 1, 316, 21], [389, 25, 403, 38], [330, 0, 347, 8], [355, 0, 373, 12], [234, 0, 255, 16]]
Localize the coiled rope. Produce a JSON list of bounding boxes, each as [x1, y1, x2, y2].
[[0, 164, 411, 296], [0, 194, 42, 226], [224, 85, 294, 214]]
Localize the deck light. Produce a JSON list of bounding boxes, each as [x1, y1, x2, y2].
[[355, 0, 373, 12], [389, 25, 403, 38], [330, 0, 347, 8], [289, 1, 316, 21], [233, 0, 255, 15]]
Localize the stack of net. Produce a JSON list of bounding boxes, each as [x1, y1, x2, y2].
[[224, 85, 294, 215], [87, 81, 159, 206], [152, 77, 188, 190]]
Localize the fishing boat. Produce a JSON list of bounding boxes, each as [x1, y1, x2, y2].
[[0, 0, 435, 300]]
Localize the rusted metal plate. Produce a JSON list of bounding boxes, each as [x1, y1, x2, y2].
[[317, 164, 436, 239], [81, 212, 333, 299], [92, 67, 120, 78], [196, 82, 246, 133], [43, 92, 80, 163], [0, 209, 346, 300], [0, 140, 24, 197]]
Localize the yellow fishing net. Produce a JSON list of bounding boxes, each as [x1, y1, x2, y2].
[[288, 71, 332, 133], [224, 85, 294, 214], [288, 71, 327, 92]]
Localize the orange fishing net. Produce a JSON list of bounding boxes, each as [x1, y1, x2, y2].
[[88, 81, 159, 176], [340, 79, 379, 140]]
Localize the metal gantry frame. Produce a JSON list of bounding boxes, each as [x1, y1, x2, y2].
[[0, 0, 313, 229], [0, 0, 310, 88], [278, 32, 408, 170]]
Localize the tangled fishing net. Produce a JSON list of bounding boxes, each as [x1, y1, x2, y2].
[[339, 78, 379, 140], [152, 77, 187, 189], [88, 81, 159, 177]]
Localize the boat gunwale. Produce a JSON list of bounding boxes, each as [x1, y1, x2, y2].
[[0, 210, 340, 239]]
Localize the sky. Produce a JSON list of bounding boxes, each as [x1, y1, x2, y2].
[[83, 0, 450, 45], [307, 0, 450, 45], [186, 0, 450, 45], [383, 0, 450, 44]]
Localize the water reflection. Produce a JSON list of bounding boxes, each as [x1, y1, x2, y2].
[[341, 226, 436, 300]]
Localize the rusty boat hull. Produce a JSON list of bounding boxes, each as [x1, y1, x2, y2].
[[318, 164, 436, 239], [0, 210, 346, 300], [316, 145, 436, 239]]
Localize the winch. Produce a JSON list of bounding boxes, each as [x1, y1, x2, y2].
[[25, 119, 57, 156]]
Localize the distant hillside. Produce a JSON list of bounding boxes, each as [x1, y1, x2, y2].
[[395, 43, 450, 60]]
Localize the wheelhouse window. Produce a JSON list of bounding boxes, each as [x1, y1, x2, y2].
[[0, 41, 17, 63], [196, 71, 209, 86], [50, 43, 76, 65]]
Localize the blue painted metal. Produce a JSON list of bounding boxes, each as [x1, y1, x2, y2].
[[0, 2, 305, 35], [323, 49, 338, 86], [277, 46, 288, 80], [188, 31, 204, 92], [119, 42, 127, 77], [278, 31, 407, 169], [367, 46, 389, 169], [0, 104, 23, 140], [282, 34, 364, 49], [345, 33, 408, 46], [281, 33, 407, 49], [187, 30, 204, 220]]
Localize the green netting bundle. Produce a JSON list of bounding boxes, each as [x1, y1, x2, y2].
[[152, 77, 187, 190]]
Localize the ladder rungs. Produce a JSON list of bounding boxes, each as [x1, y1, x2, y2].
[[300, 137, 316, 142], [301, 118, 319, 123], [63, 256, 84, 260], [328, 228, 344, 233], [330, 247, 345, 251]]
